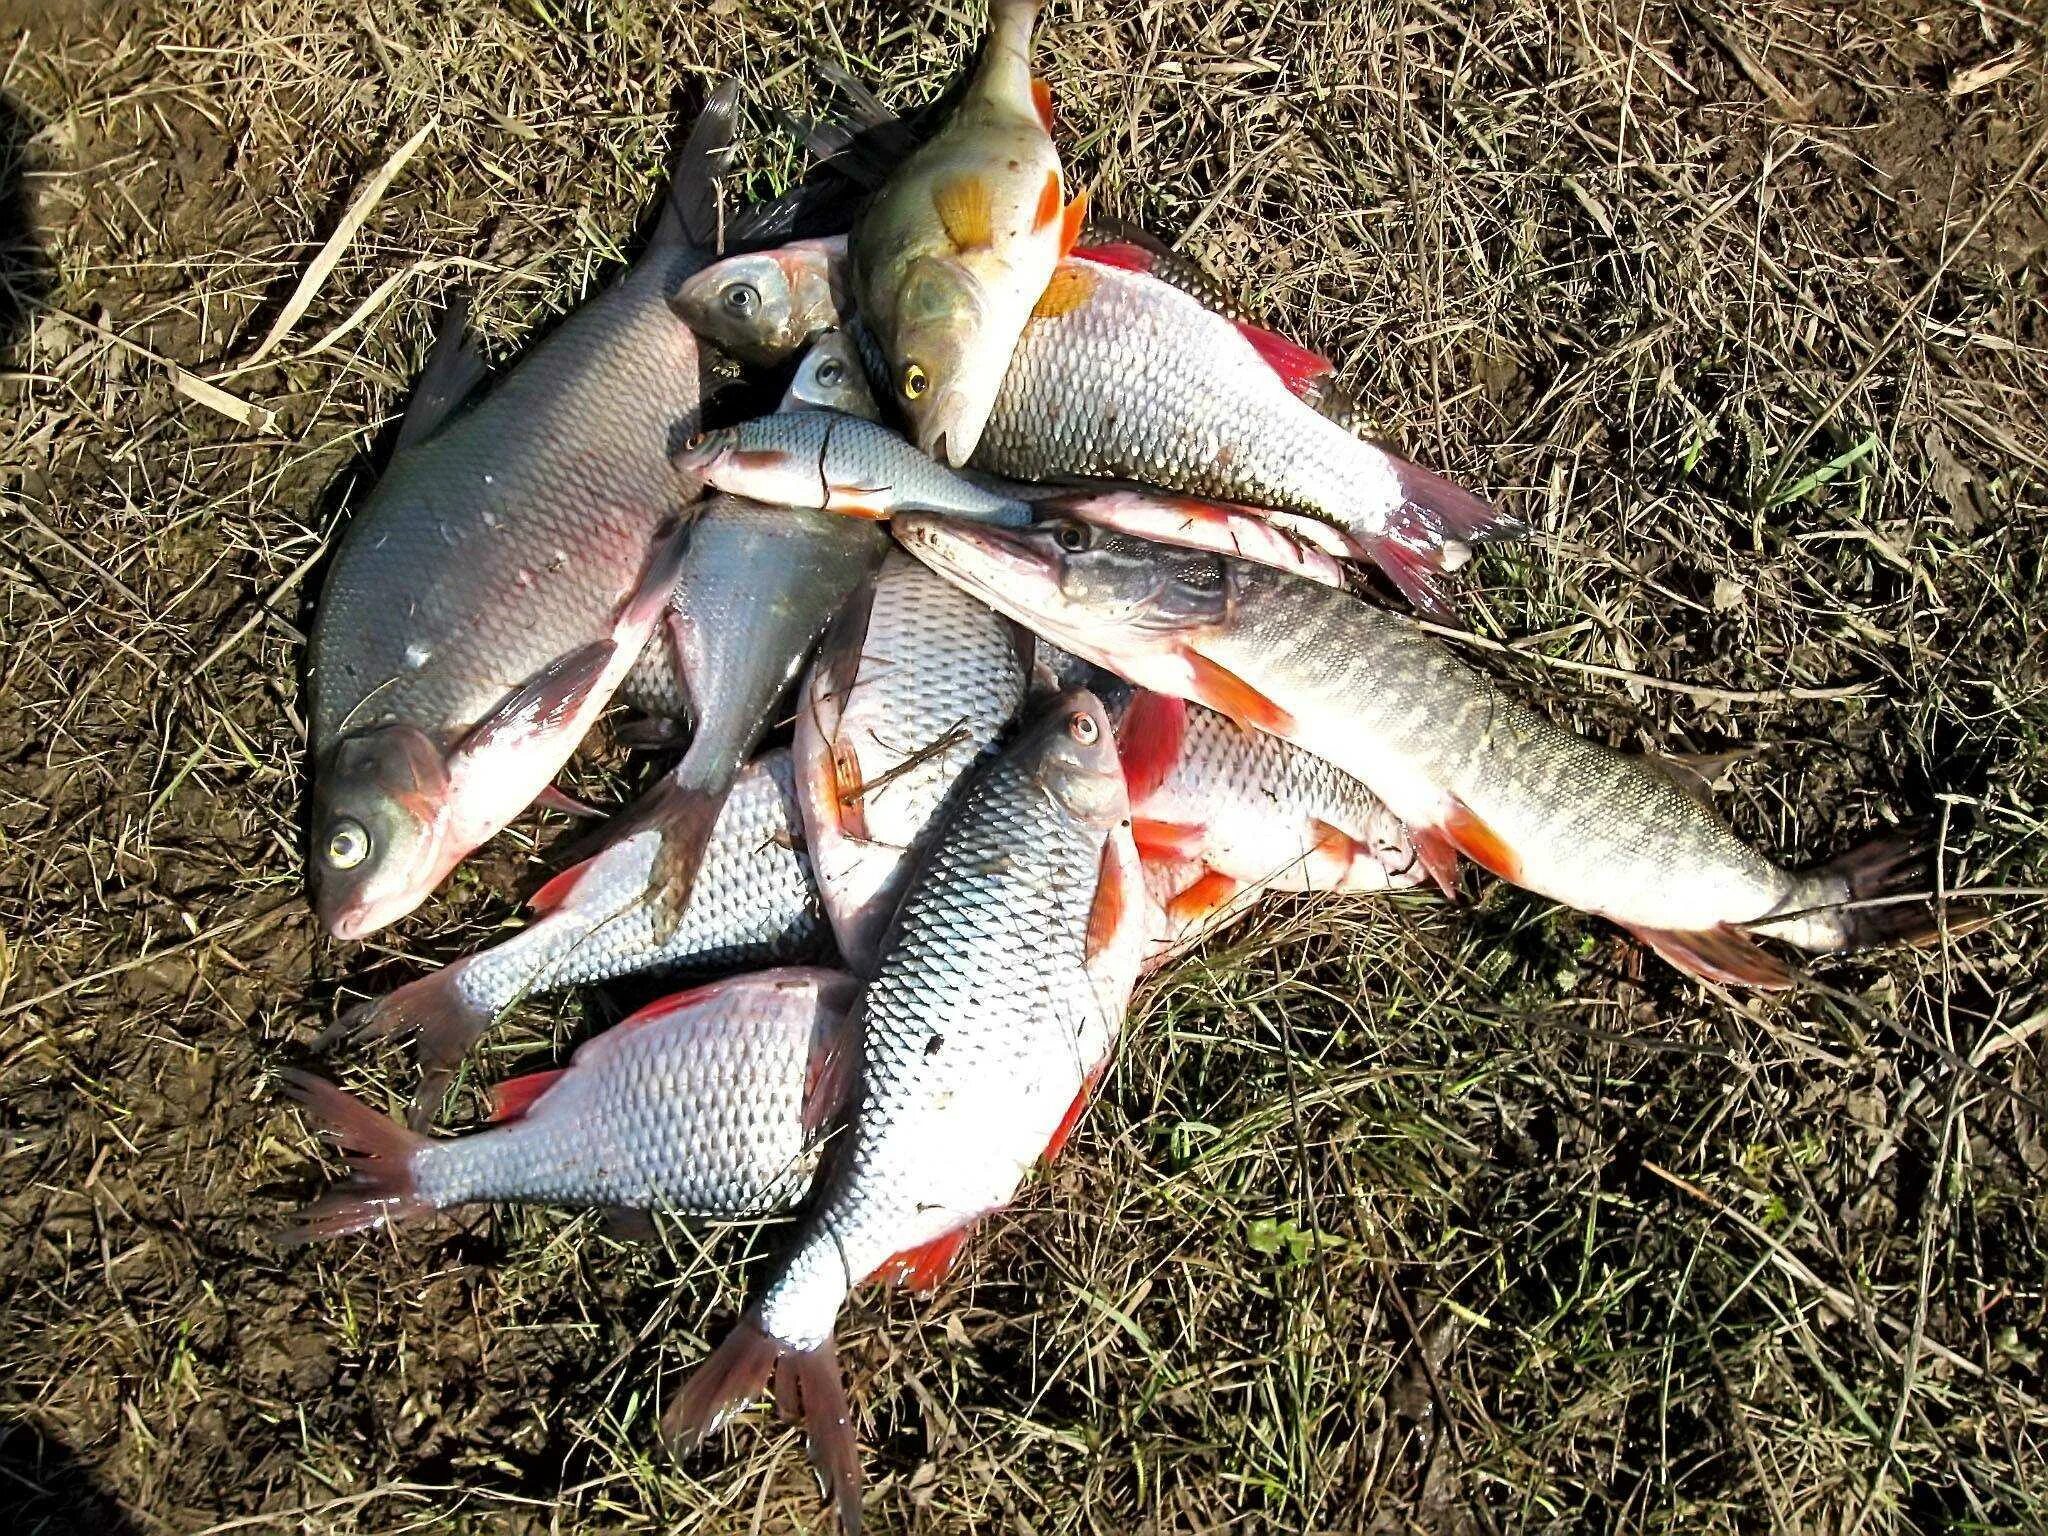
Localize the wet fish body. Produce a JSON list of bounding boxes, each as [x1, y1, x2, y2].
[[283, 969, 860, 1239]]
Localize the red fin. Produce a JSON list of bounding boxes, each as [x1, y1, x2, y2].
[[1058, 188, 1089, 257], [1073, 240, 1155, 274], [455, 638, 614, 763], [315, 964, 494, 1132], [871, 1226, 973, 1292], [275, 1069, 433, 1242], [934, 174, 995, 249], [1031, 262, 1098, 319], [1309, 818, 1359, 863], [1031, 76, 1054, 133], [1409, 828, 1463, 901], [829, 740, 869, 839], [1439, 799, 1522, 883], [1042, 1061, 1108, 1163], [1166, 868, 1239, 926], [535, 784, 603, 818], [1622, 923, 1796, 990], [1031, 170, 1061, 233], [663, 1317, 778, 1451], [488, 1068, 566, 1123], [1235, 319, 1335, 397], [1364, 457, 1528, 618], [1181, 650, 1294, 736], [1084, 839, 1127, 965], [613, 980, 722, 1033], [1131, 818, 1204, 861], [801, 1013, 859, 1138], [528, 855, 595, 914], [1114, 689, 1187, 803]]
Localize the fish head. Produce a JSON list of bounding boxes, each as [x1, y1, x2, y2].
[[669, 246, 834, 366], [884, 255, 1000, 467], [781, 329, 879, 421], [675, 418, 837, 509], [895, 513, 1229, 661], [1022, 687, 1129, 830], [310, 723, 453, 940]]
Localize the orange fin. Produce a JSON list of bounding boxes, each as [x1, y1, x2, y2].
[[1235, 320, 1335, 397], [1115, 689, 1187, 803], [1439, 799, 1522, 883], [1031, 261, 1098, 319], [829, 741, 868, 839], [1058, 188, 1090, 257], [934, 174, 995, 250], [1167, 868, 1240, 926], [1310, 818, 1359, 862], [1622, 923, 1797, 989], [1032, 169, 1062, 233], [488, 1068, 566, 1124], [1042, 1061, 1109, 1164], [528, 855, 595, 914], [1409, 827, 1463, 901], [872, 1226, 974, 1293], [1181, 650, 1294, 736], [801, 1015, 859, 1138], [1131, 818, 1204, 861], [1031, 77, 1054, 133], [1084, 840, 1127, 965]]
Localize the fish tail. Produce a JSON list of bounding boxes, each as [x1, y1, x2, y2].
[[1355, 457, 1528, 619], [664, 1318, 862, 1534], [275, 1069, 434, 1243], [316, 963, 496, 1132], [975, 0, 1043, 114], [655, 79, 739, 253], [641, 750, 746, 946], [1766, 828, 1984, 955]]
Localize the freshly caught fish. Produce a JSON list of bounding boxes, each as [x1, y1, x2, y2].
[[676, 410, 1033, 525], [664, 691, 1141, 1534], [896, 514, 1936, 987], [1118, 691, 1424, 908], [281, 969, 860, 1239], [327, 750, 829, 1120], [850, 0, 1082, 465], [793, 551, 1032, 972], [304, 92, 760, 940], [779, 328, 877, 416]]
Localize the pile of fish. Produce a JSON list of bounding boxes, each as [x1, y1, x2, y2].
[[286, 6, 1946, 1528]]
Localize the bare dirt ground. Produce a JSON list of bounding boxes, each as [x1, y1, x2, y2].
[[3, 1, 2046, 1532]]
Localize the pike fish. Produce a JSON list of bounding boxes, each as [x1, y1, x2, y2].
[[663, 690, 1142, 1534], [307, 89, 750, 940], [328, 750, 829, 1121], [897, 514, 1936, 988], [281, 969, 859, 1239], [851, 0, 1083, 465], [793, 550, 1032, 972]]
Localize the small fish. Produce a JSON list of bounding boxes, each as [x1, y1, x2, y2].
[[793, 551, 1032, 972], [850, 0, 1081, 465], [663, 691, 1141, 1535], [280, 969, 861, 1240], [324, 750, 829, 1122], [675, 410, 1034, 525], [305, 89, 755, 940], [895, 514, 1943, 988]]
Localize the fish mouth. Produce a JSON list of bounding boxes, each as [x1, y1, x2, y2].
[[911, 383, 992, 469]]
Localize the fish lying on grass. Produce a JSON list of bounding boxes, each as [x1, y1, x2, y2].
[[664, 691, 1142, 1534], [672, 235, 1512, 613], [896, 514, 1943, 987], [793, 551, 1032, 972], [304, 90, 765, 941], [324, 751, 828, 1122], [850, 0, 1081, 465], [282, 969, 860, 1239]]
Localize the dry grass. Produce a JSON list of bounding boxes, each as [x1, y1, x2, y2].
[[3, 1, 2046, 1532]]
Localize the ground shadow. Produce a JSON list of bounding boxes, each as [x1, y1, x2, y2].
[[0, 1420, 144, 1536], [0, 91, 54, 359]]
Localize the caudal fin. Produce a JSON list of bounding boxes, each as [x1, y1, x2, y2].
[[276, 1068, 434, 1242], [664, 1318, 863, 1535], [1781, 829, 1987, 955], [1358, 457, 1527, 619], [315, 963, 496, 1131]]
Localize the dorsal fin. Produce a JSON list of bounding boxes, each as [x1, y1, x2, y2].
[[394, 293, 487, 452]]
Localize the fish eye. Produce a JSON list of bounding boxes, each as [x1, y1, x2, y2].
[[815, 359, 845, 387], [724, 282, 759, 316], [901, 363, 930, 401], [326, 819, 370, 870], [1068, 711, 1100, 745], [1054, 521, 1091, 553], [684, 431, 707, 450]]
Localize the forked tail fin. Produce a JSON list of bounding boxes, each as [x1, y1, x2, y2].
[[1767, 829, 1986, 955], [276, 1069, 434, 1242], [314, 962, 497, 1132], [1357, 457, 1527, 619]]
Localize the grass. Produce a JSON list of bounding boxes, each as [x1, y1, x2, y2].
[[3, 0, 2047, 1531]]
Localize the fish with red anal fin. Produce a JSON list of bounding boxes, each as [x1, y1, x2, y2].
[[279, 969, 860, 1241], [895, 512, 1952, 988], [663, 691, 1142, 1536]]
